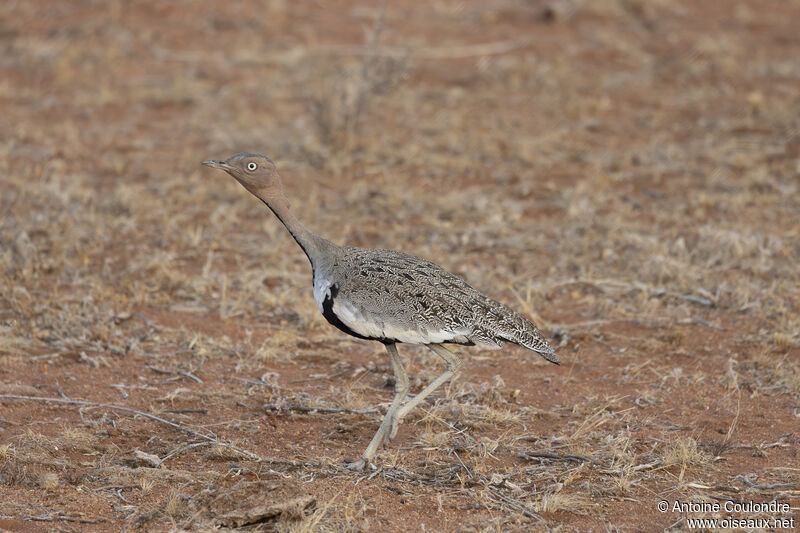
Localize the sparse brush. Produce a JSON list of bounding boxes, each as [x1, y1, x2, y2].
[[23, 429, 55, 451], [0, 355, 22, 367], [467, 405, 521, 426], [419, 430, 452, 449], [276, 493, 370, 533], [741, 348, 800, 395], [605, 434, 635, 467], [663, 437, 707, 481], [39, 472, 60, 492], [59, 427, 99, 453], [723, 357, 740, 391], [164, 491, 191, 520], [207, 444, 248, 461], [254, 330, 301, 363], [611, 468, 641, 496], [455, 375, 513, 407], [536, 492, 591, 514], [138, 477, 155, 495], [276, 499, 330, 533], [570, 398, 622, 439], [158, 387, 193, 403], [304, 6, 407, 157], [773, 331, 798, 348]]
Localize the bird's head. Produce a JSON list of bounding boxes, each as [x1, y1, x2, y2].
[[202, 152, 280, 198]]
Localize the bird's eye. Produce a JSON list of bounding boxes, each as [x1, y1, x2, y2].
[[247, 162, 257, 171]]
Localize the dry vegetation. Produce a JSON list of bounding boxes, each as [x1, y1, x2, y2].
[[1, 0, 799, 531]]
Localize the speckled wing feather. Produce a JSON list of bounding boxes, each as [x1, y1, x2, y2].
[[316, 247, 558, 364]]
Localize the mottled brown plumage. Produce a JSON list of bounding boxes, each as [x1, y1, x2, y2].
[[319, 247, 557, 359], [202, 152, 558, 471]]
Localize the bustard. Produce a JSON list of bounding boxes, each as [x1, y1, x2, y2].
[[202, 153, 559, 471]]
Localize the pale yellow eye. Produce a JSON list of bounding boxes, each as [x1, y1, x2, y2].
[[247, 162, 257, 171]]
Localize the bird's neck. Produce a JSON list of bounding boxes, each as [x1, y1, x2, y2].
[[257, 188, 335, 268]]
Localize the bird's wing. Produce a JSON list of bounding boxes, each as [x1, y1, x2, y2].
[[324, 248, 555, 361]]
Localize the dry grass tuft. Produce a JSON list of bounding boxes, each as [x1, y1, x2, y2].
[[39, 472, 60, 492], [276, 494, 368, 533], [663, 437, 707, 481], [164, 491, 192, 521], [537, 492, 592, 514], [138, 477, 156, 495], [419, 430, 453, 449], [304, 7, 407, 159], [59, 427, 100, 453]]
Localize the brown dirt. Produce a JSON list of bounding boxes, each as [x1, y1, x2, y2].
[[1, 1, 799, 531]]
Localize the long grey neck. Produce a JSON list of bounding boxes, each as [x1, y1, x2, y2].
[[256, 191, 337, 271]]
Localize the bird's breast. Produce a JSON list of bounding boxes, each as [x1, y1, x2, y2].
[[313, 266, 476, 345], [312, 269, 334, 313], [330, 292, 471, 345]]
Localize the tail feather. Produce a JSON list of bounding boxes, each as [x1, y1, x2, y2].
[[479, 298, 560, 365], [504, 329, 559, 365], [535, 346, 560, 365]]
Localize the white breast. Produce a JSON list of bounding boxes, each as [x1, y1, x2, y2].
[[332, 296, 470, 345], [313, 269, 475, 345], [332, 298, 387, 339], [313, 270, 334, 312]]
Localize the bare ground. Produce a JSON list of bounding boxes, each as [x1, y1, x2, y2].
[[1, 1, 799, 531]]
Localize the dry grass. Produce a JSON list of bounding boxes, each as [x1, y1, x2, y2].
[[663, 437, 706, 480], [1, 0, 799, 530]]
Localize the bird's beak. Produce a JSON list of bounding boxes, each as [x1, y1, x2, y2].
[[202, 159, 229, 170]]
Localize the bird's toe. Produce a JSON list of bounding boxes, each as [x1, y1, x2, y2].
[[344, 458, 369, 472], [385, 415, 402, 445]]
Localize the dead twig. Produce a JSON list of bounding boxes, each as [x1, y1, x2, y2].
[[155, 38, 531, 65], [708, 494, 751, 504], [627, 460, 662, 472], [30, 352, 64, 361], [263, 403, 379, 415], [146, 365, 203, 383], [680, 294, 714, 307], [737, 474, 798, 490], [0, 394, 260, 461], [488, 490, 541, 521], [230, 376, 286, 392], [56, 381, 70, 400], [599, 460, 662, 475], [452, 450, 473, 479], [680, 316, 726, 331], [115, 488, 131, 503], [686, 482, 741, 493], [157, 442, 212, 467], [325, 38, 532, 59], [518, 451, 596, 464], [745, 480, 798, 490], [27, 515, 105, 524], [133, 499, 169, 528]]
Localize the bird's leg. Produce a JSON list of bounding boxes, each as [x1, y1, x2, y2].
[[382, 342, 410, 446], [388, 344, 461, 441], [346, 343, 409, 471]]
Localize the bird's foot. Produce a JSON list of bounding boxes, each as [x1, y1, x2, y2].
[[383, 414, 403, 446], [344, 457, 369, 472]]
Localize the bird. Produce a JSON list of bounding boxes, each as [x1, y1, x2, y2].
[[202, 152, 559, 471]]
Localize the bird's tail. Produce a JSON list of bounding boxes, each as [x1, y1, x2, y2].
[[508, 327, 559, 365], [536, 348, 560, 365], [480, 299, 560, 365]]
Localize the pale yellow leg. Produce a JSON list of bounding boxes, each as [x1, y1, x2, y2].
[[387, 343, 461, 441], [346, 342, 409, 471]]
